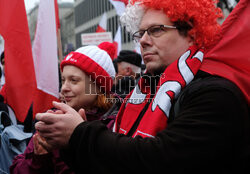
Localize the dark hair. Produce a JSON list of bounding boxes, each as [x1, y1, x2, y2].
[[174, 20, 193, 37]]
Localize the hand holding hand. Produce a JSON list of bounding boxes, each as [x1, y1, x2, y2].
[[35, 101, 86, 149]]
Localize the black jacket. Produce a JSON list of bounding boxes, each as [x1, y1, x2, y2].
[[61, 71, 250, 174]]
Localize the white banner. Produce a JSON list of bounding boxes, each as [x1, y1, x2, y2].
[[81, 32, 113, 45]]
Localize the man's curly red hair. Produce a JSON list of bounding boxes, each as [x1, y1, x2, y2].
[[126, 0, 223, 49]]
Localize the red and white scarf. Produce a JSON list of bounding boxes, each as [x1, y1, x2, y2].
[[114, 46, 204, 138]]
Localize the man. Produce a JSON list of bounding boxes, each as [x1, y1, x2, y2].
[[35, 0, 250, 173], [112, 50, 142, 98], [115, 50, 142, 81]]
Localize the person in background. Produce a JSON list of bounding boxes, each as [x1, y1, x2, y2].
[[0, 51, 5, 88], [217, 0, 239, 24], [10, 42, 119, 174], [217, 0, 239, 12], [112, 50, 142, 98], [35, 0, 250, 173]]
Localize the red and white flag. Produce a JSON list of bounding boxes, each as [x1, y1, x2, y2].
[[32, 0, 60, 116], [0, 0, 36, 122], [96, 13, 107, 32], [114, 26, 122, 58], [109, 0, 128, 16], [201, 0, 250, 105]]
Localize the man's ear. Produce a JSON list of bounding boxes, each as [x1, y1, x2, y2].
[[187, 35, 194, 46]]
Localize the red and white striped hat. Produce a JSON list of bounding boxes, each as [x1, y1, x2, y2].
[[60, 42, 116, 94]]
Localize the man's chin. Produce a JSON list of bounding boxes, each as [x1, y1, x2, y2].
[[146, 65, 166, 76]]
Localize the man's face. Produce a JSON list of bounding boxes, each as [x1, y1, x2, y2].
[[139, 9, 193, 75], [117, 62, 127, 76], [114, 62, 132, 85]]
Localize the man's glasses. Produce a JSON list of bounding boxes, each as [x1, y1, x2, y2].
[[132, 25, 177, 42]]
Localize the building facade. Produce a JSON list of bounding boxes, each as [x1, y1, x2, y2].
[[74, 0, 134, 50], [25, 0, 238, 57]]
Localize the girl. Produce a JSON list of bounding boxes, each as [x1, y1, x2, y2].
[[10, 42, 120, 174]]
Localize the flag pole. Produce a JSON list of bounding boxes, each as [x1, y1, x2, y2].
[[57, 28, 63, 63], [54, 0, 63, 63]]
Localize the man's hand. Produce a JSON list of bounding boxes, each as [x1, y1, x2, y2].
[[35, 101, 85, 149]]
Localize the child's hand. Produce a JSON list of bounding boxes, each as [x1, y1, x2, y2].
[[33, 133, 49, 155]]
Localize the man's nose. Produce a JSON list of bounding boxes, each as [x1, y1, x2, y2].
[[139, 31, 152, 48]]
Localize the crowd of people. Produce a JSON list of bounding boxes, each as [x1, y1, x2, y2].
[[0, 0, 249, 173]]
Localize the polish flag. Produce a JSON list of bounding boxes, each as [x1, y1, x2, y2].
[[0, 0, 36, 122], [32, 0, 60, 116], [109, 0, 128, 16], [96, 13, 107, 32], [114, 26, 122, 58], [201, 0, 250, 105]]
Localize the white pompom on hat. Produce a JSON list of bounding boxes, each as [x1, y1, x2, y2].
[[60, 42, 116, 94]]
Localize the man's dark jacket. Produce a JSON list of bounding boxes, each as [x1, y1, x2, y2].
[[61, 71, 250, 174]]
